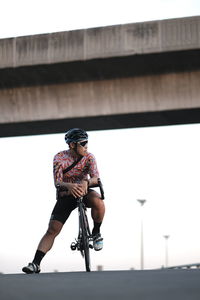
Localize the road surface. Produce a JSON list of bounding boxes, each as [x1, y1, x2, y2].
[[0, 269, 199, 300]]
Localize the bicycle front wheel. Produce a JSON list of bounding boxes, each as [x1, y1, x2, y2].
[[80, 205, 91, 272]]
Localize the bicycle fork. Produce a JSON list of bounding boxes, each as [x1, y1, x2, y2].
[[70, 206, 93, 252]]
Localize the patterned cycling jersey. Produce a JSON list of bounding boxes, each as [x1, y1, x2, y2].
[[53, 150, 99, 185]]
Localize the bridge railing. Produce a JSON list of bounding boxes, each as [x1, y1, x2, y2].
[[167, 263, 200, 269]]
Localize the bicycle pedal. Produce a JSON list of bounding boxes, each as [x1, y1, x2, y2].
[[70, 242, 77, 251]]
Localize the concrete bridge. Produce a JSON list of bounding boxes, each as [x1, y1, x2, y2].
[[0, 16, 200, 137]]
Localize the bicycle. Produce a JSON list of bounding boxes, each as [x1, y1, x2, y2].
[[70, 178, 104, 272]]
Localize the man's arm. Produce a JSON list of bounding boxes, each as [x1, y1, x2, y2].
[[87, 154, 100, 186], [83, 177, 99, 187], [56, 180, 87, 198]]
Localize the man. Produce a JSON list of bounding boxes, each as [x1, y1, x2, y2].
[[22, 128, 105, 274]]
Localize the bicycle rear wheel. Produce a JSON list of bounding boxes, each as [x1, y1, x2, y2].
[[79, 205, 91, 272]]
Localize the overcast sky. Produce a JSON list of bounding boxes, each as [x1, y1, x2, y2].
[[0, 1, 200, 274], [1, 125, 200, 274], [0, 0, 200, 38]]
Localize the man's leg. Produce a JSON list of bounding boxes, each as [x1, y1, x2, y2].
[[37, 220, 63, 253], [33, 220, 63, 264], [22, 220, 63, 274], [22, 195, 76, 274], [85, 191, 105, 250]]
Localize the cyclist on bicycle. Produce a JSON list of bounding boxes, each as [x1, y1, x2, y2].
[[22, 128, 105, 274]]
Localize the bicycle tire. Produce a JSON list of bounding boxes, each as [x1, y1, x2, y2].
[[79, 204, 91, 272]]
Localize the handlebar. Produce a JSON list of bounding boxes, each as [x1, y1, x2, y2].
[[56, 178, 105, 200], [90, 178, 105, 200]]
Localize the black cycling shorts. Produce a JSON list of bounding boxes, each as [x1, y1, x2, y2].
[[50, 189, 94, 224]]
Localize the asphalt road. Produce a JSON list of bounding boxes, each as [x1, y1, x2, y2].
[[0, 269, 199, 300]]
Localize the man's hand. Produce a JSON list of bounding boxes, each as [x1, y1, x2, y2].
[[80, 180, 88, 196], [67, 183, 86, 198]]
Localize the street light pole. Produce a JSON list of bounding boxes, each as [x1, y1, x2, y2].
[[163, 235, 170, 268], [137, 199, 146, 270]]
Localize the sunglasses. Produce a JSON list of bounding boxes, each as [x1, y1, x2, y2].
[[78, 140, 88, 147]]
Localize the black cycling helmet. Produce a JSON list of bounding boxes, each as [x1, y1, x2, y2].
[[65, 128, 88, 144]]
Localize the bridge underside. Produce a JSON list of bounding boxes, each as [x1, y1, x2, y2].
[[1, 48, 200, 137], [1, 49, 200, 89], [1, 16, 200, 137], [1, 108, 200, 137]]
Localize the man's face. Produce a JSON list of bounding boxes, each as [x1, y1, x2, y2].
[[71, 140, 88, 156]]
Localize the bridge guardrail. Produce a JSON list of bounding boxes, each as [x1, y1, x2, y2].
[[166, 263, 200, 269]]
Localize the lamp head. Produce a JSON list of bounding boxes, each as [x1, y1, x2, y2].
[[163, 235, 170, 239], [137, 199, 146, 206]]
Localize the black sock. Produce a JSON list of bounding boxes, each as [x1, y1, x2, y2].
[[32, 250, 46, 266], [92, 222, 102, 235]]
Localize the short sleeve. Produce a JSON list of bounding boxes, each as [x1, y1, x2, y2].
[[88, 153, 99, 178], [53, 153, 63, 185]]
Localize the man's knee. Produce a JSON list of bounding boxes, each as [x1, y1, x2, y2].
[[91, 196, 105, 210], [47, 220, 63, 236], [87, 192, 100, 205]]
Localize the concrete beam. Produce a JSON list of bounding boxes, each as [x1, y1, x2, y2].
[[0, 16, 200, 69], [1, 70, 200, 124], [0, 68, 200, 137], [1, 108, 200, 137]]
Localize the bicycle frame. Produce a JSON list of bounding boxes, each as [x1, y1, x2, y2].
[[78, 197, 92, 271], [77, 198, 92, 247], [70, 179, 104, 272]]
